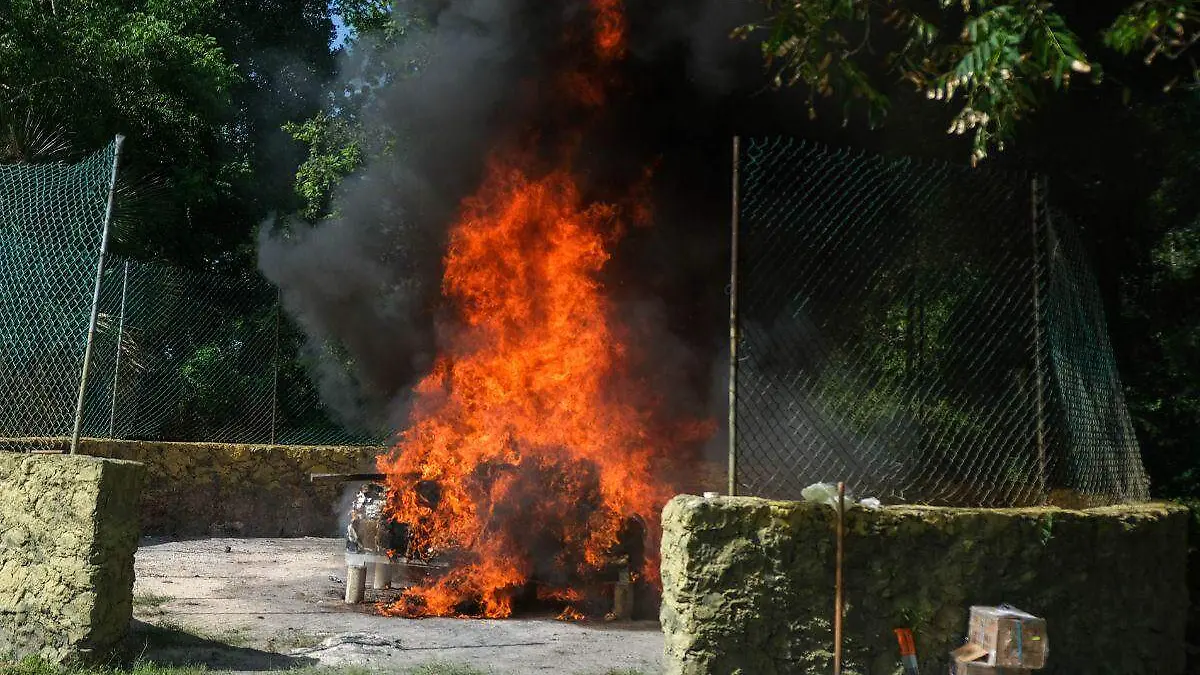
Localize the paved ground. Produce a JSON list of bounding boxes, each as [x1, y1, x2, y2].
[[131, 537, 663, 674]]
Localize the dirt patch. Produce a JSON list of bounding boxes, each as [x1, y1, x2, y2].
[[132, 537, 662, 674]]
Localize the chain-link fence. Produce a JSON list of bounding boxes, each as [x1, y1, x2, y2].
[[0, 140, 117, 453], [76, 258, 380, 445], [731, 137, 1150, 507], [0, 140, 380, 450]]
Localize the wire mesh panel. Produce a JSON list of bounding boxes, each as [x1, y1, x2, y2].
[[0, 141, 377, 449], [0, 142, 116, 452], [77, 259, 379, 446], [733, 138, 1149, 506], [1043, 209, 1149, 502]]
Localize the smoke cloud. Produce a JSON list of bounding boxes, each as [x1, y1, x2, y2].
[[258, 0, 799, 439]]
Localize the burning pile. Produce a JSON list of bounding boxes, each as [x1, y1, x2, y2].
[[375, 0, 711, 619]]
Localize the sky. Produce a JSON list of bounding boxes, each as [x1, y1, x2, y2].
[[332, 12, 352, 50]]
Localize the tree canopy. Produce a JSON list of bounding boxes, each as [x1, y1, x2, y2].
[[0, 0, 336, 265], [0, 0, 1198, 503], [740, 0, 1200, 163]]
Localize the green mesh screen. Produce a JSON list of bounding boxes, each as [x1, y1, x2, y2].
[[0, 143, 378, 449], [0, 142, 116, 452], [78, 259, 378, 445], [733, 138, 1149, 506]]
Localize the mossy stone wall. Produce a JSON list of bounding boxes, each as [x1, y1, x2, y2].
[[661, 495, 1188, 675], [2, 439, 383, 537], [0, 453, 144, 662]]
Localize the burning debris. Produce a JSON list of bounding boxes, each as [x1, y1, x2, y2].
[[363, 0, 715, 620], [332, 477, 645, 621]]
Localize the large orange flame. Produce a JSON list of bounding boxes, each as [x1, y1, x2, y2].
[[376, 0, 709, 619]]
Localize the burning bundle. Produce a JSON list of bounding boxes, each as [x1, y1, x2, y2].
[[384, 458, 651, 619], [360, 0, 714, 619]]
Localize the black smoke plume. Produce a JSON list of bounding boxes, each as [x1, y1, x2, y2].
[[258, 0, 855, 443]]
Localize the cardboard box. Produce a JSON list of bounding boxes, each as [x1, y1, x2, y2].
[[949, 661, 1031, 675], [950, 645, 1032, 674], [967, 605, 1048, 669]]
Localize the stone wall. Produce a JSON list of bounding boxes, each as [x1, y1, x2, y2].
[[660, 495, 1188, 675], [3, 439, 383, 537], [0, 453, 144, 662]]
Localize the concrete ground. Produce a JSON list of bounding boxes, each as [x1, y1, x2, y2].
[[130, 537, 663, 674]]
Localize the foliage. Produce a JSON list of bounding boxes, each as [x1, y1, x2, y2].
[[1115, 100, 1200, 498], [282, 3, 430, 222], [0, 0, 335, 264], [283, 113, 364, 221], [737, 1, 1200, 164]]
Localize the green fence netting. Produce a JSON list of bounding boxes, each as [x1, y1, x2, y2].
[[0, 141, 380, 449], [0, 141, 115, 452], [732, 137, 1149, 506]]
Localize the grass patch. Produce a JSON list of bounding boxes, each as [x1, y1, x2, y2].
[[406, 665, 487, 675], [0, 654, 640, 675], [264, 629, 327, 653], [135, 620, 250, 650], [132, 593, 172, 610], [131, 593, 173, 617], [0, 659, 206, 675]]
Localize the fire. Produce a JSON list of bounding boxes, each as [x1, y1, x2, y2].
[[590, 0, 627, 61], [376, 0, 709, 619]]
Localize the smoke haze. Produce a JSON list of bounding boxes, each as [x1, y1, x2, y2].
[[258, 0, 822, 438]]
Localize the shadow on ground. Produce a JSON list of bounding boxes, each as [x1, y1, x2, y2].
[[121, 620, 318, 671]]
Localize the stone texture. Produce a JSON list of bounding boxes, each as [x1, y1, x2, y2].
[[661, 495, 1188, 675], [77, 439, 380, 537], [0, 453, 144, 662], [4, 439, 382, 537]]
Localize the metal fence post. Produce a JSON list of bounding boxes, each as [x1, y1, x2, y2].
[[107, 260, 130, 438], [270, 288, 281, 445], [71, 135, 124, 454], [728, 136, 741, 496], [1030, 176, 1048, 499]]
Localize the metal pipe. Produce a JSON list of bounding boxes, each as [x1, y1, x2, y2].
[[372, 561, 391, 590], [1031, 177, 1048, 500], [107, 260, 129, 438], [270, 288, 281, 444], [345, 563, 367, 604], [728, 135, 741, 497], [71, 135, 124, 454], [833, 481, 846, 675], [310, 472, 387, 483]]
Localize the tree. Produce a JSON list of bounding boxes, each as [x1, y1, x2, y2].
[[284, 2, 427, 223], [0, 0, 337, 266], [738, 0, 1200, 164]]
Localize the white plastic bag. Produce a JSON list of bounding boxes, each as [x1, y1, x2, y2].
[[858, 497, 883, 510], [801, 482, 845, 511], [801, 482, 883, 511]]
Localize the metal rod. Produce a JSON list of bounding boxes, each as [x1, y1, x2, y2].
[[310, 472, 387, 483], [728, 135, 741, 497], [1031, 177, 1048, 499], [107, 260, 129, 437], [71, 135, 124, 455], [833, 481, 845, 675], [270, 288, 281, 444]]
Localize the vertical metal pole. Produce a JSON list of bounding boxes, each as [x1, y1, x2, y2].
[[107, 260, 129, 437], [71, 135, 124, 454], [270, 288, 281, 445], [1030, 177, 1048, 499], [728, 136, 741, 497], [833, 481, 845, 675]]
